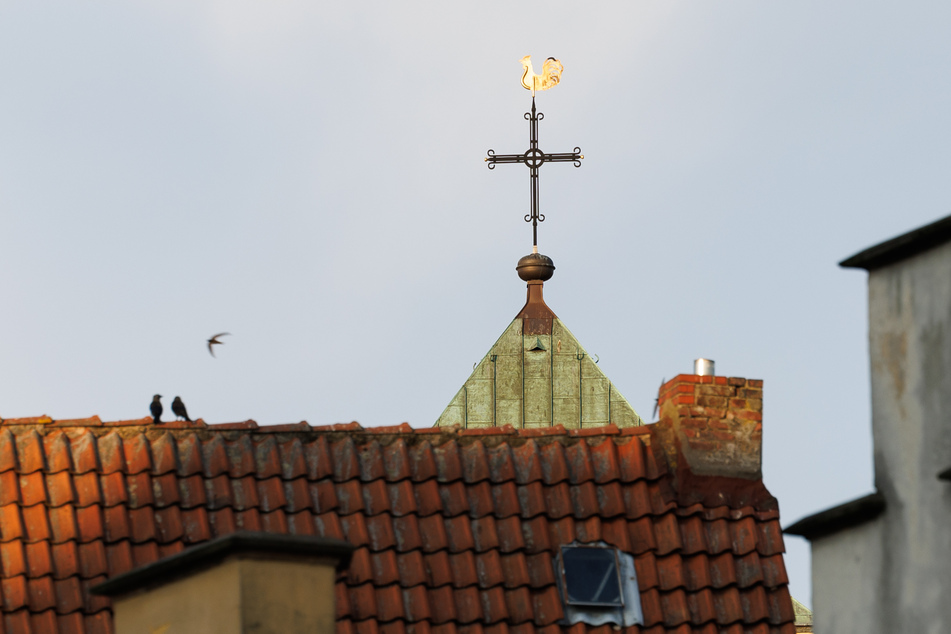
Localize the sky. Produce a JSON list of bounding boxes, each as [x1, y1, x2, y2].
[[2, 0, 951, 606]]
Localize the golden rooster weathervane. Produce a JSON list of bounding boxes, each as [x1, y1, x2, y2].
[[520, 55, 564, 96], [485, 56, 582, 250]]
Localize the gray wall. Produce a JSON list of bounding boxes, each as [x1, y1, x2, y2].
[[814, 240, 951, 634], [812, 518, 882, 634]]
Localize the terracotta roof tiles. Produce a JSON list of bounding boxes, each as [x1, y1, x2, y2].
[[0, 421, 793, 633]]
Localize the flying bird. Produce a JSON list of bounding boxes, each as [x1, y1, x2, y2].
[[171, 396, 192, 422], [207, 332, 230, 357], [150, 395, 163, 424], [652, 378, 666, 419], [520, 56, 564, 95]]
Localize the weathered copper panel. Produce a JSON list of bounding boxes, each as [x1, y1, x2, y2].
[[523, 318, 553, 335]]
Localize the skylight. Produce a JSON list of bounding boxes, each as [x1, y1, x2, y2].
[[560, 546, 624, 607], [556, 542, 643, 627]]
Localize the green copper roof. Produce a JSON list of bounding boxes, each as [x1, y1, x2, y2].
[[792, 597, 813, 626], [436, 281, 643, 429]]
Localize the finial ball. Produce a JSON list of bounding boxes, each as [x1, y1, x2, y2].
[[516, 253, 555, 282]]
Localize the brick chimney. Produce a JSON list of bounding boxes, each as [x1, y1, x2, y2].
[[650, 374, 768, 507]]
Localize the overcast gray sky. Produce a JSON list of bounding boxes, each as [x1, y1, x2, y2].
[[3, 0, 950, 605]]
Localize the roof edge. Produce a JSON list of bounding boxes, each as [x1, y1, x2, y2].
[[784, 491, 885, 540], [840, 214, 951, 270], [91, 531, 354, 597]]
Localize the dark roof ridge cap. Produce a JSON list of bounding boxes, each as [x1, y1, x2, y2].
[[784, 491, 885, 540], [840, 213, 951, 270], [91, 531, 354, 598]]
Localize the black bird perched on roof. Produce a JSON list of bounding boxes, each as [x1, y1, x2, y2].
[[171, 396, 192, 422], [150, 395, 163, 424], [207, 332, 230, 357]]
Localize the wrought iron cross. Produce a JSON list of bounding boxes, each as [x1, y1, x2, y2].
[[485, 97, 583, 248]]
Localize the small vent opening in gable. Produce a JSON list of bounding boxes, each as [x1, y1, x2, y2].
[[528, 337, 547, 351]]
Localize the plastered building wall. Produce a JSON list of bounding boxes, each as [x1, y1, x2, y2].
[[864, 242, 951, 634], [812, 240, 951, 634], [112, 556, 338, 634], [811, 518, 882, 634]]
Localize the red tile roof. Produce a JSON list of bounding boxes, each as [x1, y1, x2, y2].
[[0, 418, 796, 634]]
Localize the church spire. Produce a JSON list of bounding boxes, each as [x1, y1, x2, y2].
[[434, 58, 643, 430]]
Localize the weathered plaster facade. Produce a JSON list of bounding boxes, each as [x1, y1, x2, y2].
[[787, 215, 951, 634]]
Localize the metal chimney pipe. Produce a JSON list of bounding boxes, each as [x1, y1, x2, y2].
[[694, 358, 715, 376]]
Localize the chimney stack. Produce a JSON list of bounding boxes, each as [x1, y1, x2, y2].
[[653, 364, 764, 488]]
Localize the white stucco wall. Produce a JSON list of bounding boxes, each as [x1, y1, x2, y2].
[[812, 517, 883, 634], [853, 240, 951, 633]]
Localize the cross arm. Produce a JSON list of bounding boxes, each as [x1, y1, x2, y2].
[[485, 150, 527, 169], [542, 149, 584, 167]]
